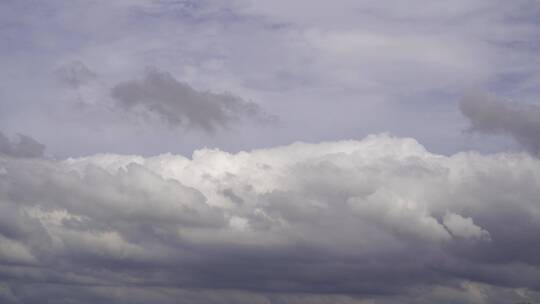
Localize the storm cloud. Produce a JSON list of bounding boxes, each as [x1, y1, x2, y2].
[[111, 69, 272, 132], [460, 93, 540, 155], [0, 135, 539, 303]]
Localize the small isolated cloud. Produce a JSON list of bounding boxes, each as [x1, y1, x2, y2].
[[55, 60, 97, 89], [0, 131, 45, 158], [111, 69, 273, 132], [0, 135, 540, 303], [460, 92, 540, 155]]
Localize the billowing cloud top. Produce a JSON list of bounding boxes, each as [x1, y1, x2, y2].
[[1, 134, 540, 303]]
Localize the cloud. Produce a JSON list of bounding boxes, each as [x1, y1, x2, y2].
[[460, 93, 540, 155], [0, 134, 540, 303], [111, 69, 273, 132], [443, 212, 491, 241], [55, 61, 98, 89], [2, 0, 540, 157], [0, 131, 45, 158]]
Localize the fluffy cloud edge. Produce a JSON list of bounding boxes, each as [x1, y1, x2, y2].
[[0, 134, 539, 303]]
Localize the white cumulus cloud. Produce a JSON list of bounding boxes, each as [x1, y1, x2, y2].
[[0, 134, 539, 303]]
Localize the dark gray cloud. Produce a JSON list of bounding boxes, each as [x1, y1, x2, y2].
[[0, 135, 539, 303], [111, 69, 273, 132], [460, 93, 540, 155], [0, 131, 44, 158]]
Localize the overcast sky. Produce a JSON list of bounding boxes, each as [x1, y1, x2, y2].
[[1, 1, 540, 303]]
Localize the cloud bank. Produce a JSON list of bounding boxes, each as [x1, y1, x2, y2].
[[461, 93, 540, 155], [0, 134, 539, 303]]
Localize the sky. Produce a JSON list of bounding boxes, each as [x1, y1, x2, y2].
[[1, 1, 540, 303]]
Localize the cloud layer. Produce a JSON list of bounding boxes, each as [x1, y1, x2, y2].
[[0, 134, 539, 303], [3, 0, 540, 156]]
